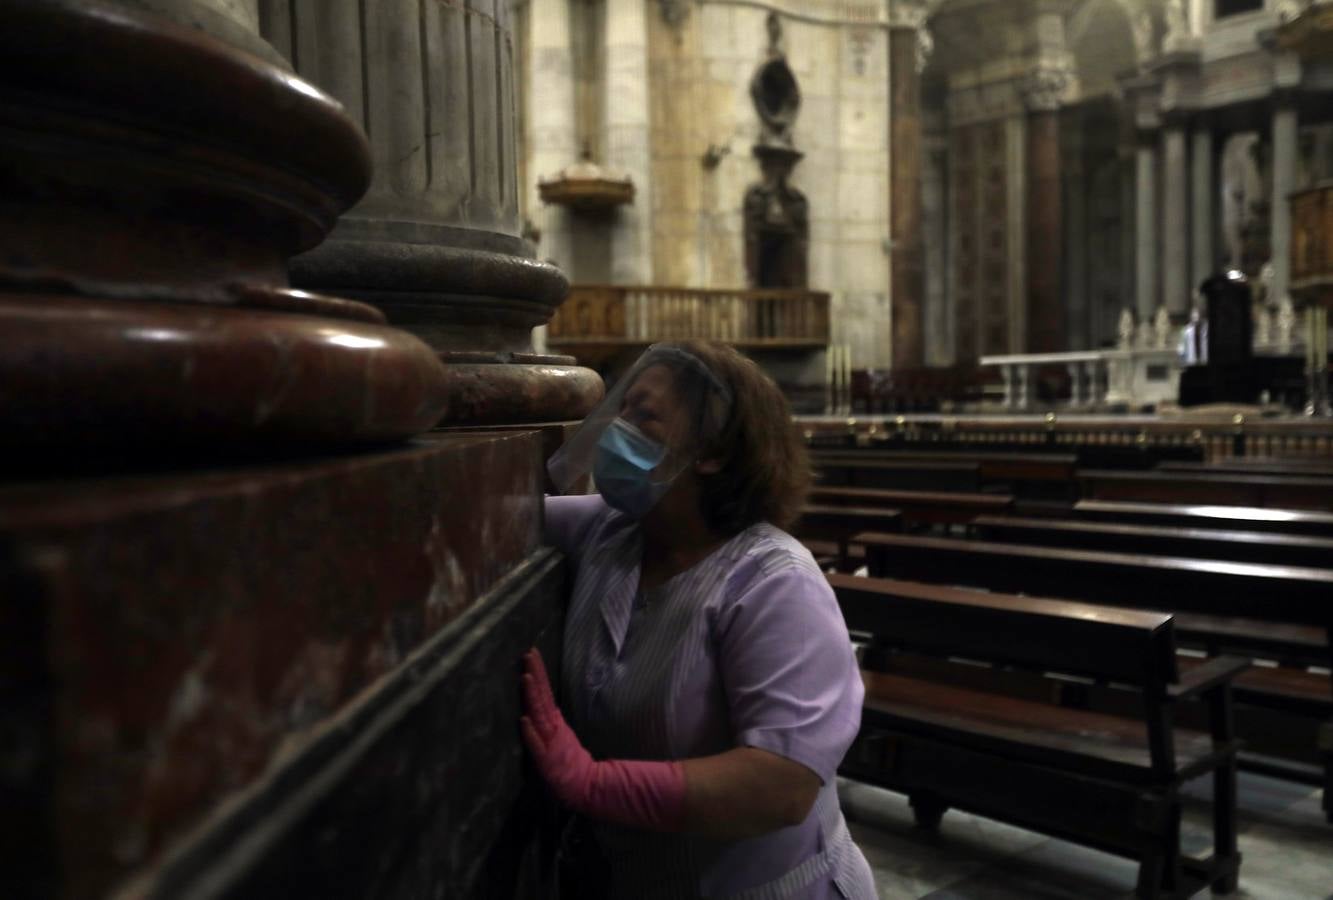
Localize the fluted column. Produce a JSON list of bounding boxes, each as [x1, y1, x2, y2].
[[1162, 117, 1190, 315], [261, 0, 602, 425]]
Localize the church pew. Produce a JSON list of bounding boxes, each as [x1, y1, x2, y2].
[[807, 485, 1012, 526], [972, 515, 1333, 570], [792, 505, 902, 572], [1077, 469, 1333, 511], [1159, 458, 1333, 479], [811, 449, 1078, 486], [811, 459, 982, 492], [1072, 500, 1333, 537], [855, 533, 1333, 821], [830, 573, 1245, 897]]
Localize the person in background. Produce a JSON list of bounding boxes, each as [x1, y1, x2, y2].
[[521, 340, 874, 899]]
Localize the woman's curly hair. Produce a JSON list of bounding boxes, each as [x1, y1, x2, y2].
[[671, 340, 812, 534]]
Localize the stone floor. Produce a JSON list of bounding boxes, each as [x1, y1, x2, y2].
[[839, 773, 1332, 900]]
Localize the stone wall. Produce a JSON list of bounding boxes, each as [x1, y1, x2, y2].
[[519, 0, 894, 370], [643, 2, 893, 368]]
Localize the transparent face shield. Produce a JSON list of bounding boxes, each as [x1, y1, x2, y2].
[[547, 344, 734, 516]]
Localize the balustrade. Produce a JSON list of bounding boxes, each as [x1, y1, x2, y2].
[[548, 284, 831, 348]]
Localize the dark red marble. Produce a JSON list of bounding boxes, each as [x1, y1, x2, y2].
[[1026, 110, 1064, 353], [890, 27, 925, 369], [1, 432, 542, 898], [0, 0, 448, 456]]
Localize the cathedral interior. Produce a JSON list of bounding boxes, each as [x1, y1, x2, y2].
[[3, 0, 1333, 898]]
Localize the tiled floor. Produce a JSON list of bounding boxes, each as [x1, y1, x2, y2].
[[839, 773, 1333, 899]]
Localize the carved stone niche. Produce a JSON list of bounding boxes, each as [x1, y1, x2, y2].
[[744, 13, 810, 289], [0, 0, 448, 462]]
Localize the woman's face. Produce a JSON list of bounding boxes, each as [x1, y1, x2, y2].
[[619, 364, 692, 454]]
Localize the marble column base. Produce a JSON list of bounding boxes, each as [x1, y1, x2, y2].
[[2, 431, 557, 899], [292, 232, 604, 425], [0, 0, 448, 458]]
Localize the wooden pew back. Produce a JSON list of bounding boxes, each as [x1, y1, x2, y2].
[[972, 515, 1333, 570], [857, 533, 1333, 631], [829, 573, 1177, 687], [1072, 500, 1333, 537]]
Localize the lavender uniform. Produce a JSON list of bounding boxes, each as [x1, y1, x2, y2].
[[545, 495, 876, 900]]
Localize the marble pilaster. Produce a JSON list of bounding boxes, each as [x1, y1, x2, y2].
[[1063, 124, 1088, 349], [1135, 134, 1159, 319], [923, 133, 951, 365], [889, 24, 925, 367], [1191, 124, 1215, 290], [1162, 119, 1190, 315], [527, 0, 578, 273], [604, 0, 654, 284], [1023, 69, 1068, 353], [1271, 97, 1300, 304], [1007, 114, 1028, 354]]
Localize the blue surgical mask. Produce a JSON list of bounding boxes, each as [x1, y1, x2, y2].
[[594, 418, 673, 518]]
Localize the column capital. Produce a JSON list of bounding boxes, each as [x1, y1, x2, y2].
[[888, 0, 931, 30], [1022, 66, 1072, 113]]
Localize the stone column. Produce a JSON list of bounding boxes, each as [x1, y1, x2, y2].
[[604, 0, 653, 284], [260, 0, 601, 425], [1135, 131, 1159, 319], [1023, 69, 1067, 353], [1162, 117, 1190, 315], [1191, 122, 1215, 290], [888, 7, 928, 369], [1271, 94, 1299, 304]]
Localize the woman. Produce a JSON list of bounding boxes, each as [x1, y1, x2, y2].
[[520, 341, 874, 899]]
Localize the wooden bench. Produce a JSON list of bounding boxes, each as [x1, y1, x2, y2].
[[1072, 500, 1333, 537], [1159, 458, 1333, 479], [1078, 469, 1333, 511], [830, 573, 1246, 898], [811, 459, 982, 492], [972, 515, 1333, 570], [856, 533, 1333, 822], [812, 449, 1078, 485], [807, 486, 1012, 527], [792, 505, 902, 572]]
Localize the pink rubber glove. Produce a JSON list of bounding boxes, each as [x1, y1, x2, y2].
[[519, 648, 686, 831]]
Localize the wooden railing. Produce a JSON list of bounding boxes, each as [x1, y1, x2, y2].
[[798, 414, 1333, 461], [548, 284, 831, 348]]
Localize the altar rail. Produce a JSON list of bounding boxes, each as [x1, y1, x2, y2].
[[798, 414, 1333, 462], [547, 284, 831, 348]]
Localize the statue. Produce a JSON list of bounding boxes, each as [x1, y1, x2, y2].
[[744, 12, 809, 289], [1137, 318, 1155, 350], [1117, 308, 1135, 350], [1254, 302, 1274, 347], [1163, 0, 1194, 52], [743, 155, 809, 288], [1153, 306, 1172, 349], [1276, 294, 1297, 354]]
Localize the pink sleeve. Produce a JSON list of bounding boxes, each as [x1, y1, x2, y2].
[[715, 563, 864, 784], [543, 494, 611, 564]]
